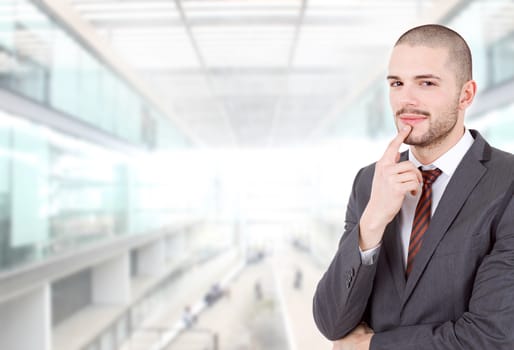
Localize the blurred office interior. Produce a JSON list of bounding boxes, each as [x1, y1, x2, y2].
[[0, 0, 513, 349]]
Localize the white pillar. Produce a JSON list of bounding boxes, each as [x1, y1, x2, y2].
[[137, 239, 165, 276], [92, 253, 130, 305], [0, 285, 51, 350]]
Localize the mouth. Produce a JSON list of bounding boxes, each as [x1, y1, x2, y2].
[[399, 114, 427, 125]]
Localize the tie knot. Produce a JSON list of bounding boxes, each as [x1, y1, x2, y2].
[[421, 168, 442, 185]]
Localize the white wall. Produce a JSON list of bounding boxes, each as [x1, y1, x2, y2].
[[0, 285, 51, 350]]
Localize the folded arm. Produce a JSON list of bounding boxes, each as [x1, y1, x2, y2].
[[313, 167, 379, 340]]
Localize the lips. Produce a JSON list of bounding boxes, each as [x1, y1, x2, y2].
[[399, 114, 427, 125]]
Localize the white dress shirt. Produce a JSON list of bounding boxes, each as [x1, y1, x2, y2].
[[360, 129, 475, 266]]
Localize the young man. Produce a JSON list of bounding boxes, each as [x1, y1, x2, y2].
[[313, 24, 514, 349]]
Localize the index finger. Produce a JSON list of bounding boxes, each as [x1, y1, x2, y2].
[[382, 125, 411, 163]]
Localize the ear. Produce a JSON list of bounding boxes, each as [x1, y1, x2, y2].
[[458, 80, 477, 110]]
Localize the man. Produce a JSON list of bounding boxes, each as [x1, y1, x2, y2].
[[313, 24, 514, 349]]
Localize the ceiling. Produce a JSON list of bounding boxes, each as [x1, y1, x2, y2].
[[65, 0, 462, 148]]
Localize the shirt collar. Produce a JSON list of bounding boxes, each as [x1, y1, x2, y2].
[[408, 129, 474, 176]]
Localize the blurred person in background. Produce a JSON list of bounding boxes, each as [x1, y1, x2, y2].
[[313, 24, 514, 349], [182, 305, 197, 328]]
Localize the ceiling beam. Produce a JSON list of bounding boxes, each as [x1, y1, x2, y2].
[[174, 0, 238, 146], [267, 0, 307, 147]]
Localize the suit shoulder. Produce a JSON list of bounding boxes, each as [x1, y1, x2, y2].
[[488, 146, 514, 169], [350, 162, 376, 197], [491, 146, 514, 159], [354, 162, 376, 182]]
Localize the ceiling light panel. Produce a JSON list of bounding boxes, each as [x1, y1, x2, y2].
[[306, 8, 416, 18], [82, 12, 180, 20], [182, 0, 302, 27], [185, 9, 300, 17], [109, 26, 200, 69], [193, 26, 294, 68], [182, 0, 302, 10], [110, 27, 189, 41], [307, 0, 433, 7], [144, 75, 213, 98], [298, 25, 400, 46], [113, 45, 199, 69], [72, 1, 179, 21], [73, 1, 176, 12]]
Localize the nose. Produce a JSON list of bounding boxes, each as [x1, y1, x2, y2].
[[395, 84, 419, 107]]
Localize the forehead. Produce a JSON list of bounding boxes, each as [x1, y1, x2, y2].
[[388, 44, 450, 77]]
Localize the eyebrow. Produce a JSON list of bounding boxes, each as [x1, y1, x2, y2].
[[386, 74, 442, 80]]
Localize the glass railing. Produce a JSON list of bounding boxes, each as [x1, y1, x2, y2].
[[0, 0, 188, 149], [0, 110, 200, 272], [0, 0, 194, 272]]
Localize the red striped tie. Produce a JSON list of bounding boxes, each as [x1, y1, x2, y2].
[[406, 168, 442, 278]]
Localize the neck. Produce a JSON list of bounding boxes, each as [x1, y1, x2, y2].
[[410, 126, 465, 165]]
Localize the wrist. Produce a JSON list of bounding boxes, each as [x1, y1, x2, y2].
[[359, 211, 386, 250], [359, 233, 382, 251]]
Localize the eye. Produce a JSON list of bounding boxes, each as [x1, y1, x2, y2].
[[390, 80, 402, 87], [421, 80, 436, 86]]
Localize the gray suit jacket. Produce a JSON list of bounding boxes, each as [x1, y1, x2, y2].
[[313, 130, 514, 349]]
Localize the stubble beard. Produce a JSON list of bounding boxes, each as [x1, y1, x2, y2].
[[402, 101, 460, 149]]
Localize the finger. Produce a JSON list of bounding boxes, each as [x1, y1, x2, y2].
[[398, 161, 422, 184], [386, 161, 423, 184], [395, 172, 422, 185], [399, 180, 422, 196], [386, 160, 419, 173], [385, 178, 420, 197], [382, 125, 412, 164], [414, 166, 422, 184]]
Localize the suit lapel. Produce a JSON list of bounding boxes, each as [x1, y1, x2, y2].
[[383, 150, 409, 297], [401, 131, 489, 307]]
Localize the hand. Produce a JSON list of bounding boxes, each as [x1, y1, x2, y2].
[[359, 126, 422, 250], [332, 323, 374, 350]]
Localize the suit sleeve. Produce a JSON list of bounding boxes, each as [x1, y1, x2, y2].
[[371, 193, 514, 350], [313, 168, 379, 340]]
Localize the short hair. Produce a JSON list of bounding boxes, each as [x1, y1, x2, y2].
[[394, 24, 472, 87]]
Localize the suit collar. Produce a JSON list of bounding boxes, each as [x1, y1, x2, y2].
[[409, 129, 475, 177], [400, 130, 489, 162]]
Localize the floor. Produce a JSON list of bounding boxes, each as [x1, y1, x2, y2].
[[161, 245, 332, 350]]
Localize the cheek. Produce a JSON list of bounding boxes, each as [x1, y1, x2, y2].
[[415, 93, 442, 112], [389, 93, 399, 112], [432, 97, 457, 113], [425, 89, 457, 106]]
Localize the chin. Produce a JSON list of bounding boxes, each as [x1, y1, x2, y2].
[[405, 133, 428, 147], [407, 136, 436, 148]]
